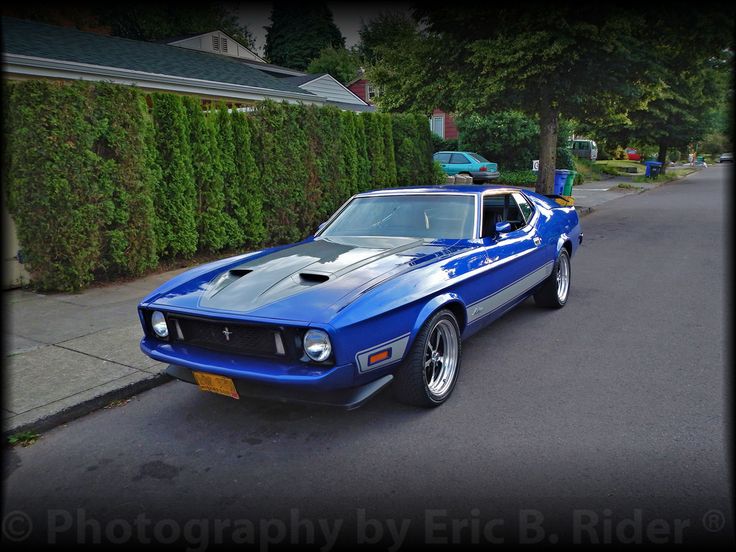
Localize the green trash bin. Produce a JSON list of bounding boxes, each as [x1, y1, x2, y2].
[[563, 170, 576, 196]]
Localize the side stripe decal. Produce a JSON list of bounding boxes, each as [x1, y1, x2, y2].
[[467, 261, 554, 324]]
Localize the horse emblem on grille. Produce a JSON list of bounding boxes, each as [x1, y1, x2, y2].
[[222, 327, 232, 341]]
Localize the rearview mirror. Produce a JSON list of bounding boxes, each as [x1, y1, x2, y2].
[[495, 221, 511, 234]]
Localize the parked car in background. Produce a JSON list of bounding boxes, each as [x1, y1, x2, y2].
[[433, 151, 500, 183], [139, 186, 581, 409], [625, 147, 641, 161], [718, 152, 733, 163], [569, 139, 598, 161]]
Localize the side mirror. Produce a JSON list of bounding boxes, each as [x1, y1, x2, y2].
[[495, 221, 511, 234], [316, 221, 327, 233]]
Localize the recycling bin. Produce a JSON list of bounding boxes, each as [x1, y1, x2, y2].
[[554, 169, 570, 195], [563, 170, 577, 196], [644, 161, 662, 178]]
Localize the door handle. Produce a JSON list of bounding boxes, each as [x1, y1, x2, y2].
[[533, 236, 542, 246]]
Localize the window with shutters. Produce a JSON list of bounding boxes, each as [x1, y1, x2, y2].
[[212, 35, 220, 51]]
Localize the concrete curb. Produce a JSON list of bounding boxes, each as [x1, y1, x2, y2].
[[4, 372, 171, 438]]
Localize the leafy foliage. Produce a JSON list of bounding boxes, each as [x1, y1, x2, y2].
[[358, 11, 419, 65], [363, 113, 398, 188], [391, 113, 438, 184], [457, 111, 576, 171], [150, 93, 198, 258], [307, 47, 361, 84], [96, 2, 254, 46], [182, 96, 227, 252], [264, 2, 344, 70], [496, 170, 538, 187], [90, 83, 159, 278], [367, 5, 732, 192], [230, 109, 266, 247], [4, 82, 437, 290], [5, 81, 160, 291]]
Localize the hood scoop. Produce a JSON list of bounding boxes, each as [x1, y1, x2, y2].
[[207, 268, 253, 298], [297, 272, 330, 285]]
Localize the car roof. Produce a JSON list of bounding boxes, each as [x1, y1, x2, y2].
[[356, 185, 523, 197], [434, 151, 476, 154]]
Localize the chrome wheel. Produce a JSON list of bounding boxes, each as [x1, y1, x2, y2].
[[423, 319, 459, 397], [556, 252, 570, 302]]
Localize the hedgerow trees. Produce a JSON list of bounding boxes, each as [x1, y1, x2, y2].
[[150, 92, 198, 258], [183, 96, 228, 252], [230, 108, 265, 247], [4, 82, 440, 291]]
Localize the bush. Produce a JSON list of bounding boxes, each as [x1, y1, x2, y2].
[[4, 81, 440, 290], [391, 113, 438, 185], [457, 111, 538, 171], [496, 170, 537, 187], [431, 160, 449, 184], [90, 83, 159, 279], [251, 101, 311, 243], [230, 109, 265, 246], [5, 81, 159, 290], [6, 81, 106, 290], [182, 96, 229, 252], [353, 114, 371, 192], [431, 134, 458, 152], [150, 93, 198, 258]]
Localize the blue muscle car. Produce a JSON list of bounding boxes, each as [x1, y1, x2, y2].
[[139, 185, 582, 409]]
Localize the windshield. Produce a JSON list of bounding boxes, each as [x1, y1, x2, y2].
[[320, 194, 476, 239]]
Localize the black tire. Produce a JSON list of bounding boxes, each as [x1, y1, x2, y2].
[[534, 248, 571, 308], [393, 309, 462, 407]]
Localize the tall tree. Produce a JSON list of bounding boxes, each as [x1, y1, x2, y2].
[[264, 2, 344, 71], [358, 10, 418, 65], [6, 2, 255, 46], [367, 4, 732, 193], [580, 29, 733, 172], [307, 47, 361, 84]]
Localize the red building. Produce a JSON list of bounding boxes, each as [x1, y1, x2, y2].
[[347, 76, 458, 141]]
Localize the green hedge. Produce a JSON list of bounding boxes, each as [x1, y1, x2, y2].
[[5, 81, 160, 291], [5, 82, 441, 291]]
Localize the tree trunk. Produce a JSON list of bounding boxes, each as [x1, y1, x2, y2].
[[536, 102, 558, 195], [657, 142, 668, 174]]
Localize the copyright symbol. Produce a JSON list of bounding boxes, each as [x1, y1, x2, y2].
[[2, 510, 32, 542], [702, 509, 725, 533]]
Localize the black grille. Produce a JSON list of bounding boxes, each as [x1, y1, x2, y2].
[[168, 315, 284, 358]]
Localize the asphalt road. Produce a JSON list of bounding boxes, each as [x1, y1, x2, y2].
[[3, 166, 733, 547]]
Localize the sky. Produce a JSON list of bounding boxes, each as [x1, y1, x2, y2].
[[230, 2, 411, 55]]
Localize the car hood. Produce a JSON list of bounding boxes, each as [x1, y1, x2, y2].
[[149, 236, 472, 323]]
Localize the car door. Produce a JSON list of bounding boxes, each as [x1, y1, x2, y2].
[[448, 152, 472, 175], [434, 152, 452, 174], [466, 192, 550, 327]]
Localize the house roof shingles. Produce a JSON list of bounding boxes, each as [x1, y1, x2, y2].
[[1, 17, 316, 98]]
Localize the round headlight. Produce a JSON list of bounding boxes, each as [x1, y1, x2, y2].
[[303, 329, 332, 362], [151, 311, 169, 338]]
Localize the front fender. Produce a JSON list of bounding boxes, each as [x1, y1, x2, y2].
[[410, 293, 467, 345]]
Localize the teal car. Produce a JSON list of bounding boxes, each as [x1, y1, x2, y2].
[[433, 151, 500, 183]]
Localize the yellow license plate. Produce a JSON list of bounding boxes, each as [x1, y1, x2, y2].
[[192, 371, 239, 399]]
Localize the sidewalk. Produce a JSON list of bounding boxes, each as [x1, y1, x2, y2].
[[3, 267, 189, 434], [2, 167, 701, 435], [571, 175, 660, 212]]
